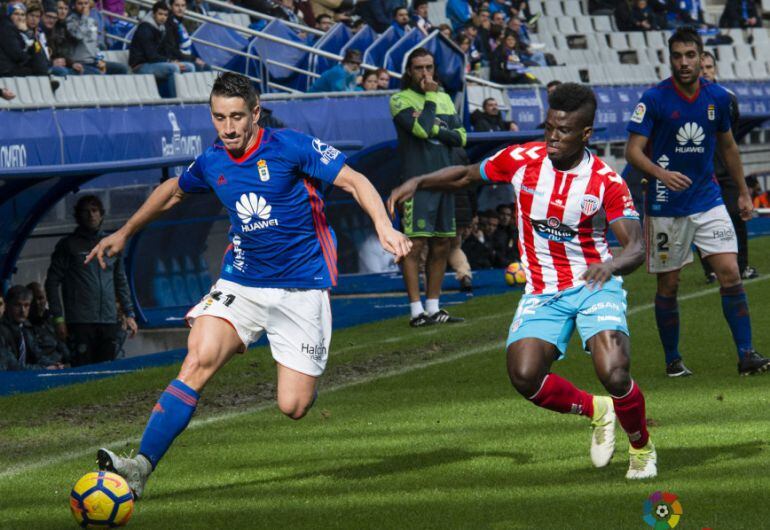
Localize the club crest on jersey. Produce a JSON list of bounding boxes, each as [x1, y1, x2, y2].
[[531, 217, 577, 242], [707, 104, 715, 121], [580, 195, 600, 215], [630, 103, 646, 124], [312, 138, 341, 165], [257, 159, 270, 181]]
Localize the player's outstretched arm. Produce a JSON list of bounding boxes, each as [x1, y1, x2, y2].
[[386, 163, 482, 218], [625, 133, 692, 192], [85, 177, 186, 269], [334, 165, 412, 262], [716, 130, 754, 220], [582, 218, 644, 289]]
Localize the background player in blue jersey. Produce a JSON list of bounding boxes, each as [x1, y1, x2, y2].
[[84, 73, 412, 498], [625, 27, 769, 377]]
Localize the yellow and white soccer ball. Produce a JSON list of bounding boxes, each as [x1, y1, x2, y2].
[[504, 262, 527, 287], [70, 471, 134, 528]]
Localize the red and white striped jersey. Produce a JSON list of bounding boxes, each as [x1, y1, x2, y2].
[[480, 141, 639, 295]]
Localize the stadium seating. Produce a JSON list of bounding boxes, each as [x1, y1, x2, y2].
[[174, 71, 219, 102], [0, 77, 56, 108], [51, 74, 161, 106]]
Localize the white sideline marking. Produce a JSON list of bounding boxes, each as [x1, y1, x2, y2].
[[37, 370, 135, 378], [1, 275, 767, 481]]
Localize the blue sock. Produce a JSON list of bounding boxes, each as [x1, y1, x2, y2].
[[139, 379, 199, 469], [720, 284, 753, 358], [655, 294, 681, 365]]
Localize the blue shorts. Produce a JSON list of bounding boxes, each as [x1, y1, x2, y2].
[[506, 277, 629, 356]]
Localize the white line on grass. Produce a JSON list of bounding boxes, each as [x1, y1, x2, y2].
[[2, 275, 768, 481]]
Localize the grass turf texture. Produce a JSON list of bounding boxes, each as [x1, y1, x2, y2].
[[1, 237, 769, 529]]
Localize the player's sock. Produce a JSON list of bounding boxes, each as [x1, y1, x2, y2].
[[410, 301, 425, 318], [654, 294, 681, 364], [425, 298, 439, 315], [611, 380, 649, 449], [528, 373, 594, 417], [138, 379, 200, 469], [720, 283, 753, 358]]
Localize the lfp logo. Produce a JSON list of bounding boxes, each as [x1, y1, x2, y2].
[[643, 491, 683, 529]]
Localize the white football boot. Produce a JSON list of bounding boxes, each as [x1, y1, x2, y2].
[[589, 396, 616, 468], [97, 448, 152, 499], [626, 441, 657, 480]]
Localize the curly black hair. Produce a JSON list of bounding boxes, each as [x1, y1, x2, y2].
[[547, 82, 596, 127], [210, 72, 259, 110]]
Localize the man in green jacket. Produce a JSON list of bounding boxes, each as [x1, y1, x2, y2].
[[390, 48, 467, 326]]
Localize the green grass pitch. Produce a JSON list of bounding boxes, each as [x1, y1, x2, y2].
[[1, 237, 769, 529]]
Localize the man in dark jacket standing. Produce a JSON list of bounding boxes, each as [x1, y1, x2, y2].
[[129, 1, 188, 97], [45, 195, 138, 367]]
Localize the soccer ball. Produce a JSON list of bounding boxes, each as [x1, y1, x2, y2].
[[70, 471, 134, 528], [655, 503, 670, 519], [504, 262, 527, 287]]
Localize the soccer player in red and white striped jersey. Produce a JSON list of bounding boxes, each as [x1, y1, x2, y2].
[[388, 83, 657, 479]]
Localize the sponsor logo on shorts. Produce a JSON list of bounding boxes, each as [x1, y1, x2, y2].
[[597, 315, 622, 323], [583, 301, 622, 314], [713, 228, 735, 241], [630, 103, 646, 124], [531, 217, 577, 242], [302, 342, 327, 361], [510, 319, 522, 333]]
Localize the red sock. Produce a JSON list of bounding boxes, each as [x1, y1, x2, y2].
[[528, 374, 594, 418], [612, 380, 650, 449]]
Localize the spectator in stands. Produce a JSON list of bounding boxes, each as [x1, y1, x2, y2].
[[40, 2, 80, 75], [437, 22, 452, 39], [358, 69, 379, 90], [507, 16, 546, 65], [477, 9, 492, 48], [1, 87, 15, 100], [412, 0, 432, 35], [376, 67, 390, 88], [276, 0, 304, 25], [67, 0, 128, 74], [129, 1, 189, 97], [309, 48, 362, 92], [166, 0, 210, 72], [481, 210, 508, 268], [314, 13, 333, 31], [490, 30, 535, 85], [27, 281, 70, 366], [630, 0, 658, 31], [0, 3, 50, 77], [45, 195, 138, 367], [25, 2, 68, 76], [614, 0, 636, 31], [471, 97, 518, 131], [461, 214, 494, 269], [748, 176, 770, 211], [456, 35, 475, 73], [0, 285, 65, 371], [391, 6, 412, 37], [494, 203, 519, 263], [351, 18, 366, 33], [719, 0, 761, 28], [460, 22, 487, 67], [310, 0, 357, 25], [446, 0, 472, 31]]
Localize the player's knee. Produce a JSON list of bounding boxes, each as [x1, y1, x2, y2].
[[277, 396, 313, 420], [657, 278, 679, 297], [716, 263, 741, 286], [508, 362, 543, 397], [599, 365, 631, 397]]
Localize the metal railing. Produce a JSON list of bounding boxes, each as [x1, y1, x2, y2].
[[201, 0, 325, 37]]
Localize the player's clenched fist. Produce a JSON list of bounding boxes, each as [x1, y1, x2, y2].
[[377, 225, 412, 263]]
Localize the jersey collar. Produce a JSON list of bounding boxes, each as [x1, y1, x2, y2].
[[225, 127, 264, 164], [671, 77, 701, 104]]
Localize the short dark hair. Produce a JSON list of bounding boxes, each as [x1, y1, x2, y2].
[[746, 175, 759, 188], [668, 25, 703, 54], [413, 0, 428, 8], [316, 13, 331, 22], [496, 203, 512, 214], [151, 0, 169, 13], [393, 6, 408, 17], [401, 47, 434, 89], [702, 50, 716, 63], [74, 194, 105, 220], [546, 80, 562, 90], [482, 97, 497, 107], [343, 48, 362, 64], [5, 285, 32, 305], [548, 82, 597, 127], [210, 72, 258, 110]]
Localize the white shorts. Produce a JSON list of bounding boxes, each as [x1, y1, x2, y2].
[[645, 205, 738, 273], [186, 279, 332, 377]]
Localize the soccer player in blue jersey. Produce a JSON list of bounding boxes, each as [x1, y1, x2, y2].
[[625, 27, 769, 377], [85, 73, 412, 498]]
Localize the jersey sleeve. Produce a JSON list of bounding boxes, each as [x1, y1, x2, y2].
[[626, 89, 656, 138], [177, 154, 210, 193], [603, 172, 640, 224], [480, 142, 541, 183], [286, 130, 347, 184]]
